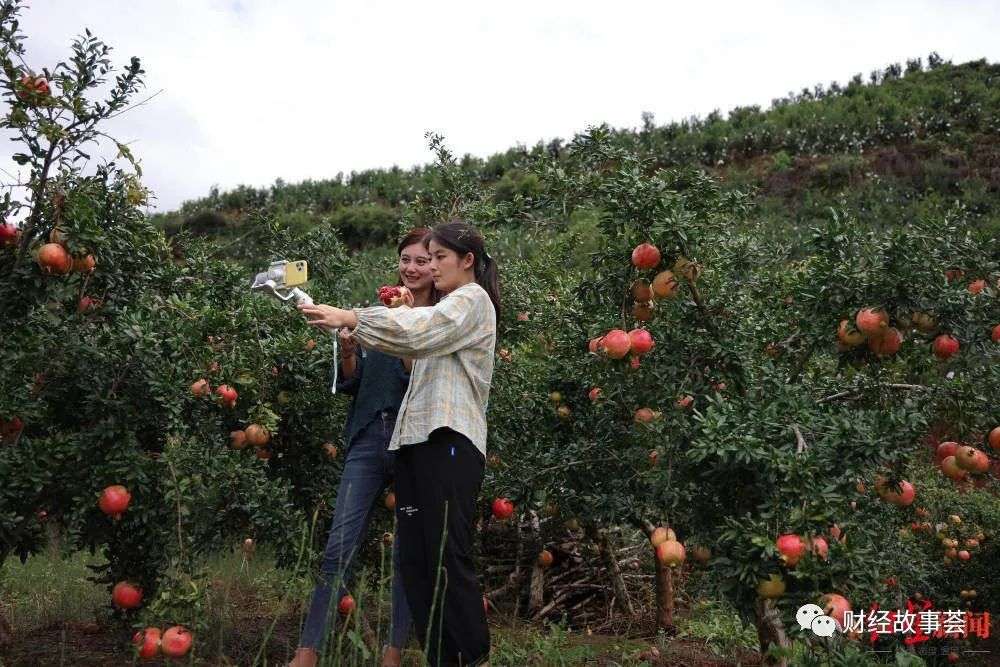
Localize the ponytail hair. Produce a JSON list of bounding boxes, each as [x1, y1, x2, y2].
[[427, 220, 501, 324]]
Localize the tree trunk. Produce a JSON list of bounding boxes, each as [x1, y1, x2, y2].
[[528, 561, 545, 613], [652, 553, 675, 632], [46, 522, 62, 558], [754, 598, 790, 667], [0, 610, 11, 648], [637, 520, 674, 632]]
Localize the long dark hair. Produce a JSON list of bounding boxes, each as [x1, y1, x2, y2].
[[427, 220, 501, 323], [396, 227, 441, 305]]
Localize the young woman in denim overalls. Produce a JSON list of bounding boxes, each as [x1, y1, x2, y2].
[[290, 228, 439, 667]]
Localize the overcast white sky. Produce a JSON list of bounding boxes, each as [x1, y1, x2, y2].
[[7, 1, 1000, 213]]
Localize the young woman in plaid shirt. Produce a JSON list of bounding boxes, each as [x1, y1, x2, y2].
[[300, 220, 499, 667]]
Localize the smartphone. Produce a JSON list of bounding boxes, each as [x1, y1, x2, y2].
[[282, 260, 308, 286]]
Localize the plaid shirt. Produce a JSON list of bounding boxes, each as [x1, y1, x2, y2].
[[350, 281, 496, 456]]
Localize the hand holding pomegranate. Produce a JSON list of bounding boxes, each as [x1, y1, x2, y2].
[[378, 284, 413, 308]]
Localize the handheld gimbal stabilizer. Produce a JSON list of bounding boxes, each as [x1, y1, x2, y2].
[[250, 260, 314, 306], [250, 260, 341, 394]]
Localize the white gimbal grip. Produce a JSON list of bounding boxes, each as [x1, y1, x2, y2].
[[291, 288, 313, 306]]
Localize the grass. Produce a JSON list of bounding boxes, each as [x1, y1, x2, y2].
[[0, 546, 753, 666], [674, 599, 759, 659], [490, 619, 648, 665], [13, 548, 1000, 666], [0, 546, 106, 632]]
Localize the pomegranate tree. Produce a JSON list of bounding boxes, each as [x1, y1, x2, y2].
[[481, 129, 1000, 662]]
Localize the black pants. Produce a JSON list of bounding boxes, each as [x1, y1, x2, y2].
[[394, 428, 489, 666]]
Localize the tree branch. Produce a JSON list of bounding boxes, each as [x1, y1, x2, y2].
[[793, 424, 807, 453]]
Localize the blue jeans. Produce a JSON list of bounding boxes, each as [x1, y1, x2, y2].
[[299, 414, 412, 651]]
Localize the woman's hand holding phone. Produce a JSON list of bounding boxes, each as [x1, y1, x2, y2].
[[298, 304, 358, 331]]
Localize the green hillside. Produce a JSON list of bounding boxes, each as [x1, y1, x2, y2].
[[150, 54, 1000, 301]]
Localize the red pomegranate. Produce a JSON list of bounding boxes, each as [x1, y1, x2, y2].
[[0, 222, 18, 246], [0, 416, 23, 442], [992, 324, 1000, 343], [161, 625, 193, 658], [338, 594, 356, 615], [650, 527, 676, 546], [876, 478, 915, 506], [588, 336, 604, 354], [655, 540, 686, 567], [244, 424, 270, 447], [73, 254, 96, 273], [988, 427, 1000, 451], [215, 384, 237, 407], [37, 243, 72, 274], [588, 387, 602, 402], [628, 328, 654, 356], [969, 450, 991, 473], [631, 242, 661, 269], [633, 301, 654, 321], [932, 334, 960, 360], [190, 378, 211, 398], [936, 441, 959, 462], [77, 296, 100, 314], [378, 284, 410, 307], [955, 446, 990, 473], [631, 279, 652, 302], [601, 329, 631, 359], [810, 536, 829, 560], [940, 456, 967, 481], [821, 593, 852, 629], [855, 308, 888, 336], [775, 534, 806, 567], [112, 581, 143, 609], [98, 485, 131, 519], [491, 497, 515, 520], [133, 627, 161, 660], [378, 285, 401, 305], [968, 279, 986, 295], [537, 549, 554, 568], [634, 407, 661, 423], [868, 327, 902, 357], [651, 270, 678, 298], [954, 445, 977, 470], [17, 74, 50, 99], [837, 319, 865, 347], [229, 430, 248, 449]]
